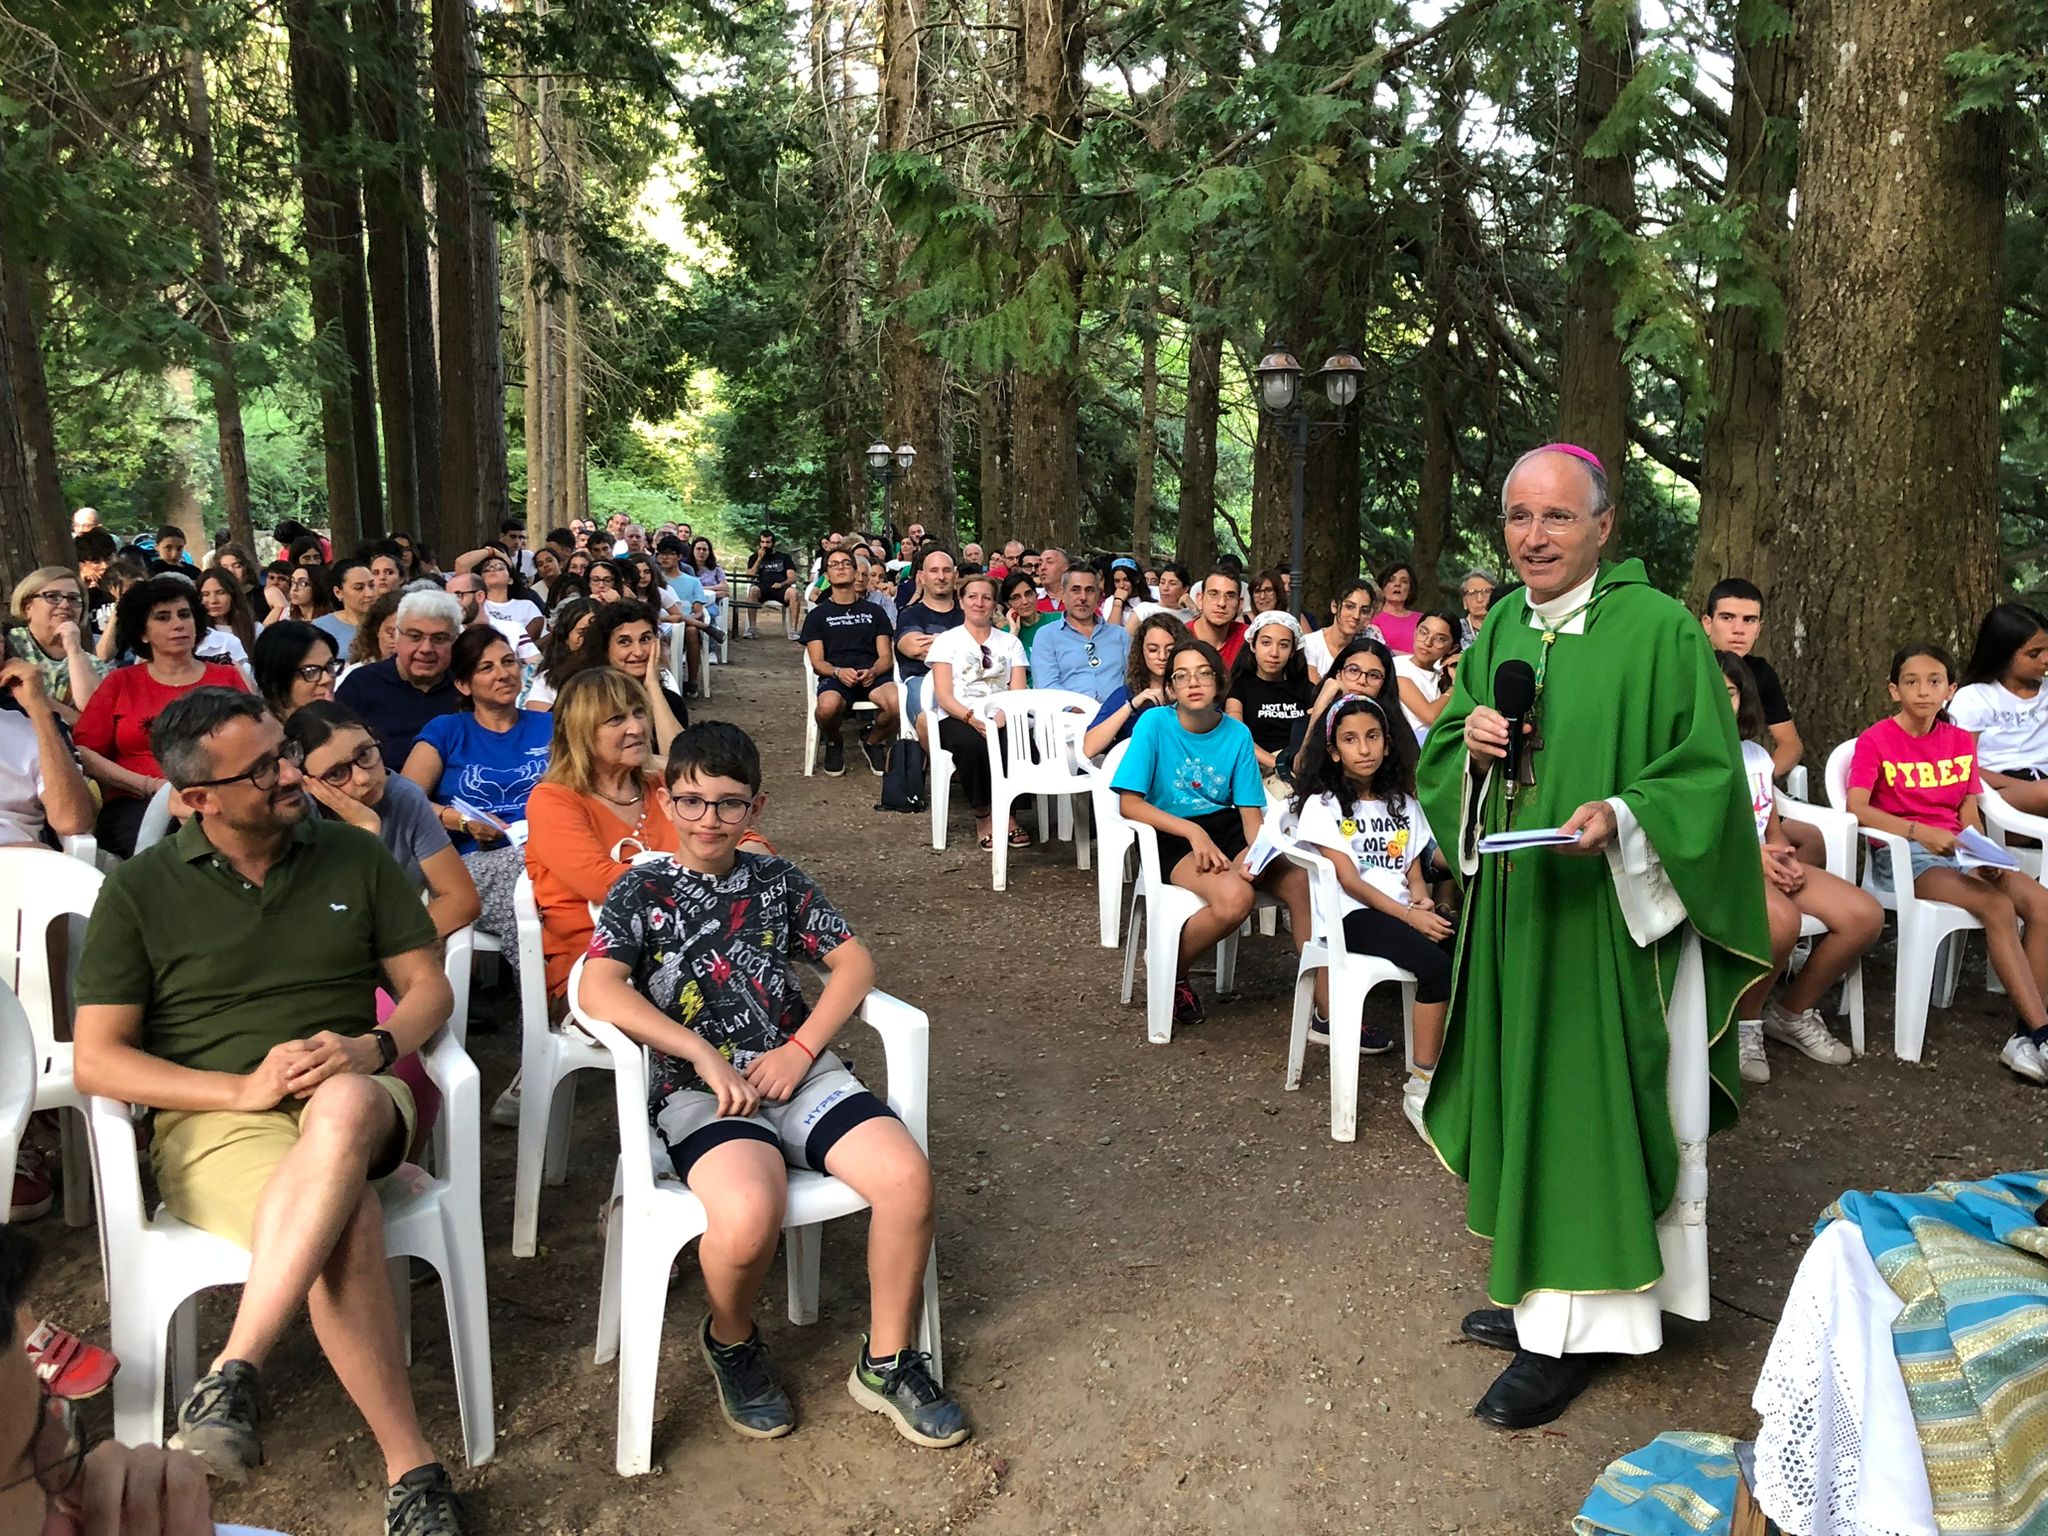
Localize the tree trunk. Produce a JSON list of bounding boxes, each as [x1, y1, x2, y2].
[[1687, 0, 1798, 607], [1303, 420, 1361, 612], [1131, 294, 1159, 563], [0, 286, 42, 589], [514, 42, 549, 535], [1250, 411, 1288, 572], [1771, 0, 2003, 757], [561, 96, 587, 532], [1415, 310, 1457, 611], [359, 0, 422, 537], [976, 372, 1012, 542], [183, 46, 253, 549], [0, 204, 65, 580], [1554, 0, 1636, 518], [431, 0, 509, 554], [811, 2, 864, 536], [1177, 307, 1220, 571]]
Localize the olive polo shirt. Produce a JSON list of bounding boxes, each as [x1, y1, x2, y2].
[[74, 814, 438, 1077]]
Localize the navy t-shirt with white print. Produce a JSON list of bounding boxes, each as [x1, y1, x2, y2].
[[800, 595, 893, 672], [587, 852, 854, 1112]]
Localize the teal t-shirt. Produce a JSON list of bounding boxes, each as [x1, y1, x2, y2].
[[1110, 706, 1264, 819]]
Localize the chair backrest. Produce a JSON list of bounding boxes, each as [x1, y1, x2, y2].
[[1823, 739, 1857, 816], [977, 688, 1099, 785], [133, 782, 176, 853], [0, 847, 104, 1063], [0, 981, 33, 1175], [1280, 844, 1352, 961], [514, 873, 551, 1038]]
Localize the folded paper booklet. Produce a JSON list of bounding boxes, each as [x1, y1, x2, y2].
[[1242, 818, 1293, 878], [1957, 826, 2019, 871], [1475, 826, 1583, 854]]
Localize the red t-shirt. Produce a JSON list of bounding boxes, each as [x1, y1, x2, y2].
[[1848, 716, 1980, 833], [1199, 620, 1248, 669], [73, 662, 250, 791]]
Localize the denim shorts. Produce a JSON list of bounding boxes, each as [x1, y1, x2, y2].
[[1870, 841, 1961, 892]]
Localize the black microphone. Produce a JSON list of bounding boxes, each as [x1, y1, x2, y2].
[[1493, 659, 1536, 802]]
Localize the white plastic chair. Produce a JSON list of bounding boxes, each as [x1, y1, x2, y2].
[[914, 687, 962, 851], [801, 665, 878, 777], [88, 1020, 495, 1466], [1089, 742, 1135, 948], [1280, 845, 1417, 1142], [0, 847, 105, 1227], [1105, 793, 1244, 1045], [571, 959, 943, 1476], [979, 688, 1097, 892], [131, 783, 176, 854], [0, 982, 33, 1193], [1774, 788, 1869, 1055], [1825, 740, 1982, 1062], [510, 873, 612, 1258]]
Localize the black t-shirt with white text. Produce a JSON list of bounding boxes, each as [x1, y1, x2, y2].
[[754, 552, 795, 592], [1231, 671, 1315, 755], [801, 595, 893, 672]]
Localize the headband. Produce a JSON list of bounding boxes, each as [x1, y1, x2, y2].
[[1535, 442, 1605, 474], [1245, 610, 1302, 642], [1110, 557, 1139, 574], [1325, 692, 1390, 742]]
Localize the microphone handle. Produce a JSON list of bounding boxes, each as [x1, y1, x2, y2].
[[1501, 713, 1521, 803]]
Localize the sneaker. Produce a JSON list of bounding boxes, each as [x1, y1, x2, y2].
[[1738, 1020, 1770, 1085], [2000, 1032, 2048, 1084], [24, 1322, 119, 1401], [698, 1317, 794, 1439], [1172, 979, 1204, 1028], [848, 1340, 970, 1448], [10, 1147, 52, 1222], [489, 1070, 522, 1129], [1762, 1000, 1853, 1065], [168, 1359, 263, 1480], [385, 1462, 464, 1536], [821, 739, 846, 777], [1306, 1014, 1397, 1054], [862, 738, 889, 776], [1402, 1073, 1431, 1143]]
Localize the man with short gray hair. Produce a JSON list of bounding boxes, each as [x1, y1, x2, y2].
[[1030, 565, 1129, 703], [336, 589, 463, 768]]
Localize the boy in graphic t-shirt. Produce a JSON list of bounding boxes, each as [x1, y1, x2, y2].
[[577, 723, 969, 1449]]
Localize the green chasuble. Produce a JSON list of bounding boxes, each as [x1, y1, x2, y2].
[[1416, 559, 1770, 1308]]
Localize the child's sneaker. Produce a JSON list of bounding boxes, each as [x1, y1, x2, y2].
[[10, 1147, 52, 1222], [168, 1359, 263, 1480], [1762, 999, 1852, 1065], [698, 1317, 794, 1438], [2000, 1030, 2048, 1084], [384, 1462, 464, 1536], [1171, 979, 1204, 1028], [24, 1321, 118, 1401], [848, 1340, 970, 1448], [1307, 1013, 1396, 1054], [1738, 1020, 1769, 1084], [1401, 1072, 1431, 1143]]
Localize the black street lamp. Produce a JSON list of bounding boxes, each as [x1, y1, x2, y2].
[[1254, 344, 1363, 618], [865, 440, 917, 538]]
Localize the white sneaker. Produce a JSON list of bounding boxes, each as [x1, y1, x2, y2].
[[1738, 1020, 1770, 1085], [1762, 1000, 1853, 1065], [490, 1069, 523, 1128], [1402, 1074, 1431, 1143], [2000, 1034, 2048, 1084]]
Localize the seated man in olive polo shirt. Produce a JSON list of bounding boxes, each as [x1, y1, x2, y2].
[[72, 688, 465, 1536]]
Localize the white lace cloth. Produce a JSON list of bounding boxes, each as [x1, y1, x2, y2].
[[1751, 1219, 1936, 1536]]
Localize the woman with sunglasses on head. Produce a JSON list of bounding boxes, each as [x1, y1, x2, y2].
[[285, 700, 481, 939], [253, 620, 343, 723], [926, 573, 1031, 851], [476, 548, 544, 656], [9, 565, 108, 721], [1102, 560, 1142, 629]]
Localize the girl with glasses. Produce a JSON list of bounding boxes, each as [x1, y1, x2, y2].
[[1302, 577, 1381, 685], [7, 565, 107, 720], [926, 574, 1031, 850], [253, 620, 343, 722], [285, 563, 331, 623], [1248, 568, 1288, 617], [1295, 634, 1404, 783], [1393, 612, 1461, 742]]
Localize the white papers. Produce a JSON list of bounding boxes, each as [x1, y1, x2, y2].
[[452, 799, 527, 848], [1957, 826, 2020, 871], [1242, 818, 1293, 877], [1475, 826, 1583, 854]]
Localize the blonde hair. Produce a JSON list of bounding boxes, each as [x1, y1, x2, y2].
[[10, 565, 78, 620], [542, 667, 660, 798]]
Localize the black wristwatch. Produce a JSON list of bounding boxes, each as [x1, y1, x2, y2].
[[370, 1028, 399, 1070]]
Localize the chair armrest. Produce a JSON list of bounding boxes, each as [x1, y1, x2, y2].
[[414, 1024, 482, 1197], [566, 957, 660, 1194], [1981, 785, 2048, 845], [61, 834, 98, 866], [1776, 797, 1858, 884], [855, 989, 931, 1152], [1855, 824, 1916, 908], [1279, 844, 1345, 953], [86, 1093, 150, 1236]]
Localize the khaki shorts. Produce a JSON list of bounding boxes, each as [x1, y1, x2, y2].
[[151, 1074, 417, 1252]]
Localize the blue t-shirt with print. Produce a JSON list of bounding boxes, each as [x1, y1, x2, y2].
[[1110, 706, 1264, 820], [414, 709, 552, 852]]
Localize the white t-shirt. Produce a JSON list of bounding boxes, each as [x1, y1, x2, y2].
[[1392, 655, 1442, 741], [1294, 790, 1431, 909], [1742, 740, 1775, 844], [1128, 601, 1194, 628], [1302, 624, 1386, 680], [0, 710, 50, 847], [1950, 681, 2048, 774], [926, 625, 1028, 709], [195, 628, 250, 669], [483, 599, 543, 663]]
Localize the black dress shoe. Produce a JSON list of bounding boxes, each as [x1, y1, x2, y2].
[[1460, 1307, 1518, 1353], [1472, 1349, 1598, 1430]]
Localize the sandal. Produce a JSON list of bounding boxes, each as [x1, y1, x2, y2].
[[978, 834, 994, 851], [1008, 824, 1031, 848]]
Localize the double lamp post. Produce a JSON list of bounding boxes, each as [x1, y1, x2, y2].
[[866, 439, 917, 539], [1253, 344, 1363, 620]]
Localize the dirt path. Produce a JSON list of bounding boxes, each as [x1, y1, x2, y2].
[[35, 631, 2046, 1533]]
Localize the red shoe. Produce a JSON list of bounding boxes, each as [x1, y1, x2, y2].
[[10, 1149, 52, 1222], [24, 1321, 120, 1401]]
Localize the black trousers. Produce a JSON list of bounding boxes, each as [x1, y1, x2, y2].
[[936, 715, 1008, 811], [1341, 906, 1453, 1004]]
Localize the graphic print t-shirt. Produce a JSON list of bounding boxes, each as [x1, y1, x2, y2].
[[1110, 707, 1264, 820], [1294, 790, 1431, 909], [413, 709, 552, 852], [587, 853, 854, 1110], [1741, 740, 1775, 844], [800, 596, 892, 672], [1848, 717, 1979, 833]]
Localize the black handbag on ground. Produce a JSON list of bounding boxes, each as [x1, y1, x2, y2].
[[879, 738, 928, 812]]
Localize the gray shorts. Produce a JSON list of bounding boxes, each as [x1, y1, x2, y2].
[[1870, 841, 1962, 891], [652, 1050, 894, 1181]]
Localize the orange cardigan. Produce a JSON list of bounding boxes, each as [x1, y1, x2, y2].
[[523, 780, 679, 998]]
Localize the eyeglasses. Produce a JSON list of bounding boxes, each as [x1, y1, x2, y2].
[[1338, 663, 1386, 683], [398, 628, 456, 647], [312, 739, 383, 787], [184, 738, 303, 791], [670, 792, 757, 824], [29, 590, 81, 608], [1170, 668, 1218, 686], [295, 659, 344, 683], [1502, 509, 1592, 533], [0, 1386, 85, 1497]]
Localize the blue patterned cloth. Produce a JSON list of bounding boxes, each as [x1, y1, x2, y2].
[[1572, 1432, 1740, 1535]]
